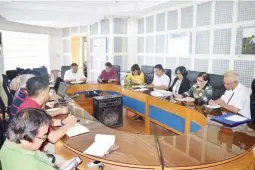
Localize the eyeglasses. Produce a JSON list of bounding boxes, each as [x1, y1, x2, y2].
[[35, 135, 48, 142]]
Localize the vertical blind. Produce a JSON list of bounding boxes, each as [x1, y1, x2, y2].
[[2, 31, 49, 71]]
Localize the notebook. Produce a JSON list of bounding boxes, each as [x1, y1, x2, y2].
[[211, 113, 251, 127], [66, 123, 90, 137], [84, 134, 115, 157]]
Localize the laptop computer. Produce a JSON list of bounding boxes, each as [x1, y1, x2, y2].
[[57, 82, 69, 99]]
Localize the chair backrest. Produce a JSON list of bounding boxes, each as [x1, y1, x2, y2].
[[1, 75, 13, 115], [251, 79, 255, 120], [164, 69, 172, 86], [53, 77, 64, 92], [51, 70, 61, 82], [187, 70, 200, 85], [112, 65, 121, 81], [33, 66, 48, 76], [5, 70, 18, 81], [61, 66, 71, 78], [141, 65, 154, 84], [209, 74, 225, 100]]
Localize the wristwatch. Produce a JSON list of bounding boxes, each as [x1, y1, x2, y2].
[[60, 119, 65, 126]]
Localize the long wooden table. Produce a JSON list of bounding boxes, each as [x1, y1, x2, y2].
[[56, 83, 255, 170]]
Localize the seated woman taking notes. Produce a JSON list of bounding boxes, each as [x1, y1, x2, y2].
[[125, 64, 144, 85], [176, 72, 212, 104], [169, 66, 190, 95]]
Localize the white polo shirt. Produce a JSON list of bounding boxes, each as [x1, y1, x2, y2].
[[221, 83, 251, 119], [64, 69, 86, 81], [152, 73, 170, 87]]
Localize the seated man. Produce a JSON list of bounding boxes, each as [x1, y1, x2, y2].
[[10, 75, 20, 92], [98, 62, 118, 83], [18, 76, 77, 144], [0, 108, 57, 170], [148, 64, 170, 90], [210, 70, 251, 119], [64, 63, 86, 83], [9, 74, 35, 119]]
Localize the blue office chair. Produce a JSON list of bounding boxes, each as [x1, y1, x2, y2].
[[141, 65, 154, 85], [61, 66, 71, 78], [112, 65, 121, 81], [33, 66, 49, 77], [164, 69, 172, 86]]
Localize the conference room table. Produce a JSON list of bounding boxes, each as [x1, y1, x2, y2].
[[55, 83, 255, 170]]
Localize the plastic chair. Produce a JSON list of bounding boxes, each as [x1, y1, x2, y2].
[[51, 70, 61, 82]]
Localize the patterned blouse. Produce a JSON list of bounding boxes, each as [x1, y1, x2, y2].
[[182, 84, 213, 104]]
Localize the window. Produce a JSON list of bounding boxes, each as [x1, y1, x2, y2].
[[2, 31, 49, 71]]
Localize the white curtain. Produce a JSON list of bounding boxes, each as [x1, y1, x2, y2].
[[2, 31, 49, 71]]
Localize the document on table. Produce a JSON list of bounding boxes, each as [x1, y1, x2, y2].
[[132, 85, 146, 88], [224, 115, 248, 122], [204, 104, 221, 109], [66, 123, 90, 137], [46, 101, 55, 108], [134, 88, 149, 92], [173, 98, 185, 101], [84, 134, 115, 157]]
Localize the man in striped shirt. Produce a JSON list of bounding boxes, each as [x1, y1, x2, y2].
[[9, 74, 35, 119]]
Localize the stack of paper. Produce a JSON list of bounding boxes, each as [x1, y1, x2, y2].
[[70, 80, 84, 84], [151, 91, 164, 97], [66, 123, 90, 137], [84, 134, 115, 157], [225, 115, 248, 122]]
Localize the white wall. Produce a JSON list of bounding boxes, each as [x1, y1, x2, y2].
[[0, 17, 63, 71], [136, 0, 255, 87], [62, 26, 88, 66], [49, 28, 63, 70], [62, 18, 130, 81], [127, 17, 138, 70]]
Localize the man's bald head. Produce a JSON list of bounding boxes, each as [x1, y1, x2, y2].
[[223, 70, 239, 90], [224, 70, 239, 81]]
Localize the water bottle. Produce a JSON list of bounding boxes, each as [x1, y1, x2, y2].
[[129, 79, 133, 88]]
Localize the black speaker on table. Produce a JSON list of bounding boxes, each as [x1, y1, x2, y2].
[[93, 95, 123, 128]]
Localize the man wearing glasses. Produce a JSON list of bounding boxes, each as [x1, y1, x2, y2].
[[0, 108, 57, 170], [210, 70, 251, 119]]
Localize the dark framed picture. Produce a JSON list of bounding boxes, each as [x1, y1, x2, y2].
[[241, 27, 255, 54]]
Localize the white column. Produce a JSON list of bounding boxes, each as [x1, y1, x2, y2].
[[127, 17, 138, 69]]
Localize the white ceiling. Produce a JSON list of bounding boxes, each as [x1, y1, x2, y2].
[[0, 1, 189, 28]]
